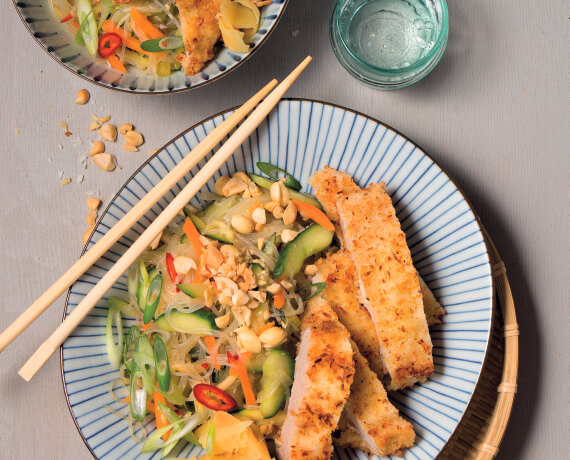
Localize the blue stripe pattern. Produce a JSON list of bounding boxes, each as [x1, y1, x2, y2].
[[14, 1, 288, 94], [62, 100, 493, 460]]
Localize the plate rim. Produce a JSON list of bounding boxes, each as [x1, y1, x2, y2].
[[60, 98, 495, 459], [12, 0, 289, 95]]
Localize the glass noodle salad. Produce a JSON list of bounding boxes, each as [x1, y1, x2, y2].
[[51, 0, 267, 77], [104, 163, 336, 458]]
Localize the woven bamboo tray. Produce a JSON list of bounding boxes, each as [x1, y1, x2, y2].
[[438, 226, 519, 459]]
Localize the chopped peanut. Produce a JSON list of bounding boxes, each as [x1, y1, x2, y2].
[[118, 123, 133, 135], [99, 123, 117, 142], [124, 130, 144, 147], [86, 197, 101, 211], [222, 177, 247, 197], [93, 114, 111, 123], [92, 153, 116, 171], [85, 211, 97, 226], [122, 144, 138, 152], [232, 171, 251, 184], [304, 264, 318, 276], [88, 120, 101, 131], [283, 201, 298, 225], [82, 225, 94, 245], [231, 215, 253, 234], [281, 229, 298, 243], [214, 176, 230, 195], [215, 313, 231, 329], [89, 141, 105, 156], [74, 89, 90, 105]]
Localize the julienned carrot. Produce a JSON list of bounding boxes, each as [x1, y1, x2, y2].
[[106, 55, 127, 73], [291, 199, 335, 231], [235, 359, 256, 405], [273, 291, 285, 309], [204, 336, 220, 370], [102, 21, 145, 53], [130, 7, 164, 39], [154, 390, 171, 441], [183, 217, 203, 260]]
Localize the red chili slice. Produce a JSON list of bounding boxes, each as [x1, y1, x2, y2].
[[165, 253, 177, 282], [193, 383, 237, 412], [60, 13, 73, 23], [98, 32, 123, 58]]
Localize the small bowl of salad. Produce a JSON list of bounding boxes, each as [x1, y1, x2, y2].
[[13, 0, 288, 93]]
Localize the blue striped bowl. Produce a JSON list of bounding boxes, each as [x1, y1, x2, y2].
[[13, 0, 288, 94], [61, 99, 493, 459]]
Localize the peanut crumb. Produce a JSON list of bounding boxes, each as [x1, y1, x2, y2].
[[60, 178, 71, 186]]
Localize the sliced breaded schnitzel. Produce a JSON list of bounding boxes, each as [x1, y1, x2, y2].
[[310, 167, 445, 326], [310, 166, 360, 222], [314, 251, 386, 378], [337, 184, 434, 390], [337, 340, 415, 456], [175, 0, 221, 75], [419, 276, 446, 326], [276, 297, 354, 460]]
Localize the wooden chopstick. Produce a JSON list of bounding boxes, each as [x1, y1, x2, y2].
[[0, 79, 277, 355], [18, 56, 312, 381]]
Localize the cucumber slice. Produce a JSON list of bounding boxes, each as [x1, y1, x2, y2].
[[197, 197, 239, 220], [184, 208, 235, 244], [237, 349, 294, 419], [273, 224, 334, 278], [248, 174, 323, 210], [247, 352, 266, 373], [177, 283, 206, 298], [154, 309, 218, 334]]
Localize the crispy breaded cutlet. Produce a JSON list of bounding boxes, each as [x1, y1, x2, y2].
[[419, 276, 446, 325], [336, 339, 415, 456], [309, 167, 360, 222], [314, 251, 386, 378], [310, 167, 445, 326], [276, 297, 355, 460], [337, 183, 434, 390], [175, 0, 221, 75]]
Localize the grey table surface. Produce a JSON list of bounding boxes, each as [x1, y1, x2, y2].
[[0, 0, 568, 459]]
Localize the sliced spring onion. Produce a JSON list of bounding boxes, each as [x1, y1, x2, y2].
[[130, 352, 147, 422], [297, 282, 327, 301], [105, 305, 123, 369], [127, 265, 139, 301], [257, 161, 302, 191], [206, 421, 215, 457], [123, 325, 140, 371], [142, 412, 204, 453], [157, 402, 201, 453], [75, 0, 98, 56], [155, 381, 186, 406], [141, 420, 183, 453], [141, 36, 184, 52], [153, 335, 171, 392], [144, 273, 163, 324], [134, 335, 155, 394], [108, 296, 129, 314]]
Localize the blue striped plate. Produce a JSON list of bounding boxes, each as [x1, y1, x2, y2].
[[13, 0, 288, 94], [61, 99, 493, 459]]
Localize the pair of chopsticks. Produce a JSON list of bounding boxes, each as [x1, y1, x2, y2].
[[2, 56, 312, 382]]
